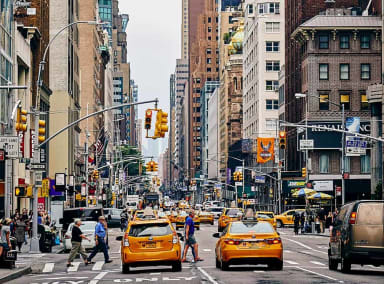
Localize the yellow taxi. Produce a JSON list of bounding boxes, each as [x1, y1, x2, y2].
[[213, 217, 283, 271], [178, 201, 189, 209], [117, 209, 182, 273], [198, 211, 214, 225], [218, 208, 244, 232], [255, 211, 277, 229], [169, 211, 178, 223], [275, 209, 305, 228], [175, 211, 200, 230], [133, 210, 158, 221]]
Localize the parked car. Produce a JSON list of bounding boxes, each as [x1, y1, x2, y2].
[[104, 208, 123, 228], [63, 221, 97, 252], [328, 200, 384, 273]]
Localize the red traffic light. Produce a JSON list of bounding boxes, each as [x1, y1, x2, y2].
[[279, 131, 286, 138]]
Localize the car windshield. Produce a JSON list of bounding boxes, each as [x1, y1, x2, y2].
[[199, 212, 211, 216], [225, 209, 242, 217], [129, 223, 172, 237], [179, 211, 188, 216], [127, 202, 137, 206], [230, 222, 274, 234], [80, 222, 97, 231], [209, 208, 223, 212], [257, 213, 274, 219]]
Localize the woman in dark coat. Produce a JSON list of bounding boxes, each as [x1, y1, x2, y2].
[[15, 218, 26, 252]]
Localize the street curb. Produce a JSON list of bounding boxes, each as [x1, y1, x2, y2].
[[0, 266, 31, 283]]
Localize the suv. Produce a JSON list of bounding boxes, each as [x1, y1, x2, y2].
[[104, 208, 123, 228], [328, 200, 384, 273], [60, 207, 103, 233]]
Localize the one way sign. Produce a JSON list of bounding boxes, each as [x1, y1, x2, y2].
[[27, 163, 46, 170]]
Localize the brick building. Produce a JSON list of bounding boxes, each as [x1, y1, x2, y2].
[[290, 11, 381, 202]]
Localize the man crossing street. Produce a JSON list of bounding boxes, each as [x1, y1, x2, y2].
[[67, 219, 90, 267], [87, 216, 112, 264]]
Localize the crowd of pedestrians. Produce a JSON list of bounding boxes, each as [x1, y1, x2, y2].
[[293, 208, 339, 235]]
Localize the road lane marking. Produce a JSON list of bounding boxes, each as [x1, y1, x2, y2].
[[253, 270, 265, 273], [285, 260, 299, 265], [150, 272, 161, 275], [67, 261, 80, 272], [89, 271, 109, 284], [197, 267, 219, 284], [92, 261, 104, 271], [203, 249, 212, 252], [42, 263, 55, 273], [310, 261, 326, 266], [317, 246, 328, 250], [295, 267, 339, 282], [283, 237, 327, 255], [284, 250, 292, 253]]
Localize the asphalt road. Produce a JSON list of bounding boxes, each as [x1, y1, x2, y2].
[[11, 222, 384, 284]]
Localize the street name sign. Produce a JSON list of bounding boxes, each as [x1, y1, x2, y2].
[[300, 139, 314, 150], [0, 136, 19, 158], [345, 136, 367, 156], [27, 163, 46, 170]]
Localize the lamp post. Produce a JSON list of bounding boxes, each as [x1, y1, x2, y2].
[[295, 93, 345, 205]]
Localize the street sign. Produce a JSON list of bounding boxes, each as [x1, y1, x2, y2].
[[300, 139, 314, 150], [255, 176, 266, 183], [0, 150, 4, 161], [27, 163, 46, 170], [0, 136, 19, 158], [35, 172, 42, 182], [235, 182, 243, 187], [345, 136, 367, 156]]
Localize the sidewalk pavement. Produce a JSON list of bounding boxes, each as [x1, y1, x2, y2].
[[0, 266, 31, 284]]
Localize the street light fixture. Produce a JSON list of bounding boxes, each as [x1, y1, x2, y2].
[[295, 93, 345, 206]]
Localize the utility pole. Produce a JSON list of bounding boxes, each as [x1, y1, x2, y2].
[[341, 104, 345, 205]]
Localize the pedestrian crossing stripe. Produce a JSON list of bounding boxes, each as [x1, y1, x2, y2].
[[285, 260, 299, 265], [42, 263, 55, 273], [310, 261, 326, 266], [92, 261, 104, 271], [67, 262, 81, 272]]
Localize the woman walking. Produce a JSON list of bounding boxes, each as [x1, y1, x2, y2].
[[15, 218, 26, 252]]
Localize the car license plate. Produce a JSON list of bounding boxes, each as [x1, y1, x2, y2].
[[6, 251, 16, 260], [146, 242, 156, 248]]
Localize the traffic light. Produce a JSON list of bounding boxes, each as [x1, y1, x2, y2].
[[233, 171, 239, 181], [38, 120, 46, 143], [115, 178, 119, 185], [279, 131, 286, 149], [15, 107, 28, 132], [302, 167, 307, 178], [93, 170, 99, 180], [15, 187, 26, 196], [145, 109, 152, 130], [154, 110, 168, 138], [238, 172, 243, 181], [153, 162, 158, 172], [156, 179, 160, 186]]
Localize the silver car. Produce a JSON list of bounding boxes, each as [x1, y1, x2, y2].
[[63, 221, 97, 252]]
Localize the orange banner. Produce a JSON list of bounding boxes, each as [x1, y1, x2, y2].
[[257, 138, 275, 164]]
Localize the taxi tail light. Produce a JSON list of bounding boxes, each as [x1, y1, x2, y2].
[[265, 238, 281, 245], [172, 231, 178, 244], [349, 212, 357, 224], [224, 239, 241, 245], [123, 232, 130, 247]]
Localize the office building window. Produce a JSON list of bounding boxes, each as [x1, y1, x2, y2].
[[340, 93, 350, 110], [361, 155, 370, 173], [266, 61, 280, 71], [360, 92, 369, 110], [266, 100, 278, 110], [266, 80, 279, 91], [340, 64, 350, 80], [319, 153, 329, 173], [319, 93, 329, 110], [266, 41, 279, 52], [207, 67, 212, 72], [340, 34, 350, 49], [266, 119, 277, 131], [342, 156, 351, 173], [265, 22, 280, 32], [319, 35, 329, 49], [208, 27, 212, 33], [208, 17, 211, 23], [207, 58, 212, 64], [319, 64, 329, 80], [361, 64, 370, 80], [206, 48, 211, 54], [360, 34, 370, 49]]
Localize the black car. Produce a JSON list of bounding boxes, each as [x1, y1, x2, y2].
[[60, 207, 103, 234]]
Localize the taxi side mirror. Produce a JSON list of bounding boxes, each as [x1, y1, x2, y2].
[[212, 233, 220, 238], [277, 232, 280, 236], [108, 215, 112, 220], [116, 236, 123, 241]]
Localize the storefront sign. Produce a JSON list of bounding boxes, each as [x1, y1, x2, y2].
[[257, 138, 275, 163], [287, 180, 306, 188], [255, 176, 266, 183], [313, 180, 333, 192]]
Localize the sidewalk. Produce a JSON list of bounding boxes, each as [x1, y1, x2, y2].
[[0, 266, 31, 284]]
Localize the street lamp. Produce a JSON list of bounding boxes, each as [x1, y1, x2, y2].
[[295, 93, 345, 205]]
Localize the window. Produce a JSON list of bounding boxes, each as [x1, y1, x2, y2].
[[340, 64, 350, 80], [361, 155, 370, 173], [208, 36, 211, 40], [266, 80, 279, 91], [207, 58, 212, 64], [319, 35, 329, 49], [342, 156, 351, 173], [319, 153, 329, 173], [266, 100, 278, 110], [266, 119, 277, 131], [248, 4, 253, 14], [360, 34, 370, 49], [361, 64, 370, 80], [265, 22, 280, 33], [340, 35, 350, 49], [319, 64, 329, 80], [266, 41, 279, 52], [208, 27, 212, 33], [208, 17, 211, 23], [340, 93, 350, 110], [207, 67, 212, 72], [361, 92, 369, 110], [269, 2, 280, 14], [319, 93, 329, 110], [266, 61, 280, 71], [206, 48, 211, 54]]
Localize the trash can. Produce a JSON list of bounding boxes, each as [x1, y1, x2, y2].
[[38, 224, 53, 253]]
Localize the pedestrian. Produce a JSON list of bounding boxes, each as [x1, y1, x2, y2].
[[181, 210, 203, 262], [315, 215, 321, 234], [87, 216, 112, 264], [293, 212, 300, 235], [326, 211, 333, 229], [0, 218, 12, 257], [67, 219, 91, 267], [15, 218, 26, 252], [300, 212, 305, 234]]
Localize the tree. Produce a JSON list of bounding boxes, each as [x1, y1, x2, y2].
[[117, 145, 146, 176]]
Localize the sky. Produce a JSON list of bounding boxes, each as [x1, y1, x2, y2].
[[119, 0, 181, 158]]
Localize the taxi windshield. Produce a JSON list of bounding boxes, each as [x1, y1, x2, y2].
[[199, 212, 211, 216], [129, 223, 172, 237], [257, 213, 274, 219], [230, 222, 274, 234], [179, 211, 188, 216], [225, 209, 242, 217]]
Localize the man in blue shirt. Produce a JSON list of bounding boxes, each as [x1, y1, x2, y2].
[[181, 210, 203, 262], [87, 216, 112, 264]]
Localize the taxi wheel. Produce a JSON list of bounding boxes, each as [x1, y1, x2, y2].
[[221, 260, 229, 271], [122, 263, 130, 274], [211, 221, 214, 225], [276, 220, 283, 228], [215, 257, 221, 269], [218, 227, 223, 232], [197, 226, 200, 230], [172, 261, 182, 272], [269, 260, 283, 271]]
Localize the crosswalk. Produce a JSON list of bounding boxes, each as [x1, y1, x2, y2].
[[39, 261, 109, 274]]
